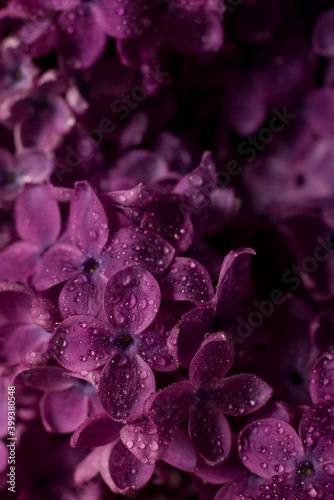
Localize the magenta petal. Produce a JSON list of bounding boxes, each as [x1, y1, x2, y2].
[[98, 353, 155, 422], [104, 265, 160, 336], [138, 313, 179, 372], [215, 247, 256, 318], [74, 447, 104, 486], [33, 243, 83, 291], [299, 402, 334, 463], [40, 0, 80, 10], [100, 440, 155, 494], [107, 226, 174, 278], [71, 413, 123, 448], [100, 183, 154, 208], [0, 241, 40, 282], [159, 257, 215, 304], [0, 284, 34, 324], [238, 418, 303, 478], [49, 316, 114, 371], [177, 307, 214, 368], [16, 150, 53, 184], [189, 332, 235, 390], [59, 274, 106, 321], [189, 403, 231, 465], [121, 420, 171, 465], [58, 4, 107, 70], [312, 8, 334, 57], [18, 366, 74, 391], [15, 185, 61, 248], [212, 374, 273, 416], [163, 428, 197, 472], [0, 323, 49, 365], [99, 0, 151, 39], [145, 381, 194, 427], [309, 353, 334, 404], [215, 473, 265, 500], [40, 385, 89, 433], [69, 181, 109, 255], [141, 193, 194, 254]]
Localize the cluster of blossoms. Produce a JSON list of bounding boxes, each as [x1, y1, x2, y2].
[[1, 1, 334, 499]]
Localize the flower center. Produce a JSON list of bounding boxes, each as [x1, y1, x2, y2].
[[118, 333, 133, 348], [81, 258, 99, 275], [298, 462, 314, 477]]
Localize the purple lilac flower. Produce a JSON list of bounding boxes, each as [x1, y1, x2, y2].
[[238, 403, 334, 499]]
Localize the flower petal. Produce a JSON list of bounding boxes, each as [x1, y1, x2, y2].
[[49, 316, 114, 371], [312, 8, 334, 57], [163, 428, 197, 472], [0, 323, 49, 365], [189, 332, 235, 390], [58, 4, 107, 71], [100, 440, 155, 495], [176, 306, 214, 368], [189, 403, 232, 465], [141, 193, 194, 254], [145, 381, 194, 427], [16, 150, 53, 184], [106, 226, 174, 278], [215, 247, 256, 319], [212, 374, 273, 416], [0, 242, 40, 282], [59, 274, 107, 321], [69, 181, 109, 255], [98, 0, 151, 39], [33, 243, 83, 291], [238, 418, 303, 478], [71, 413, 123, 448], [104, 265, 160, 336], [299, 402, 334, 463], [18, 366, 74, 391], [309, 353, 334, 404], [138, 313, 179, 372], [40, 385, 89, 433], [121, 419, 171, 465], [98, 353, 155, 422], [15, 185, 61, 248], [159, 257, 215, 304]]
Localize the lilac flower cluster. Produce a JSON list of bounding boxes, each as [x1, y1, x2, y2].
[[1, 1, 334, 499]]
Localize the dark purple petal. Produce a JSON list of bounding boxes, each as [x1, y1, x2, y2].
[[164, 10, 223, 54], [106, 226, 174, 278], [189, 332, 235, 390], [159, 257, 215, 304], [215, 248, 256, 318], [71, 413, 123, 448], [299, 402, 334, 463], [310, 311, 334, 352], [0, 283, 34, 324], [176, 306, 214, 368], [0, 242, 40, 282], [99, 0, 151, 39], [18, 366, 74, 391], [121, 420, 171, 465], [238, 418, 303, 478], [59, 274, 107, 321], [104, 265, 160, 336], [189, 403, 232, 465], [141, 193, 194, 254], [49, 316, 114, 371], [174, 151, 217, 214], [312, 8, 334, 57], [212, 374, 273, 416], [98, 353, 155, 422], [32, 243, 83, 291], [247, 401, 293, 426], [145, 381, 194, 427], [39, 0, 80, 10], [69, 181, 109, 255], [40, 385, 89, 433], [138, 313, 179, 372], [255, 476, 307, 500], [15, 185, 61, 248], [100, 183, 154, 208], [163, 428, 197, 472], [100, 440, 155, 494], [58, 4, 107, 71], [309, 353, 334, 404], [215, 473, 265, 500], [0, 323, 49, 365]]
